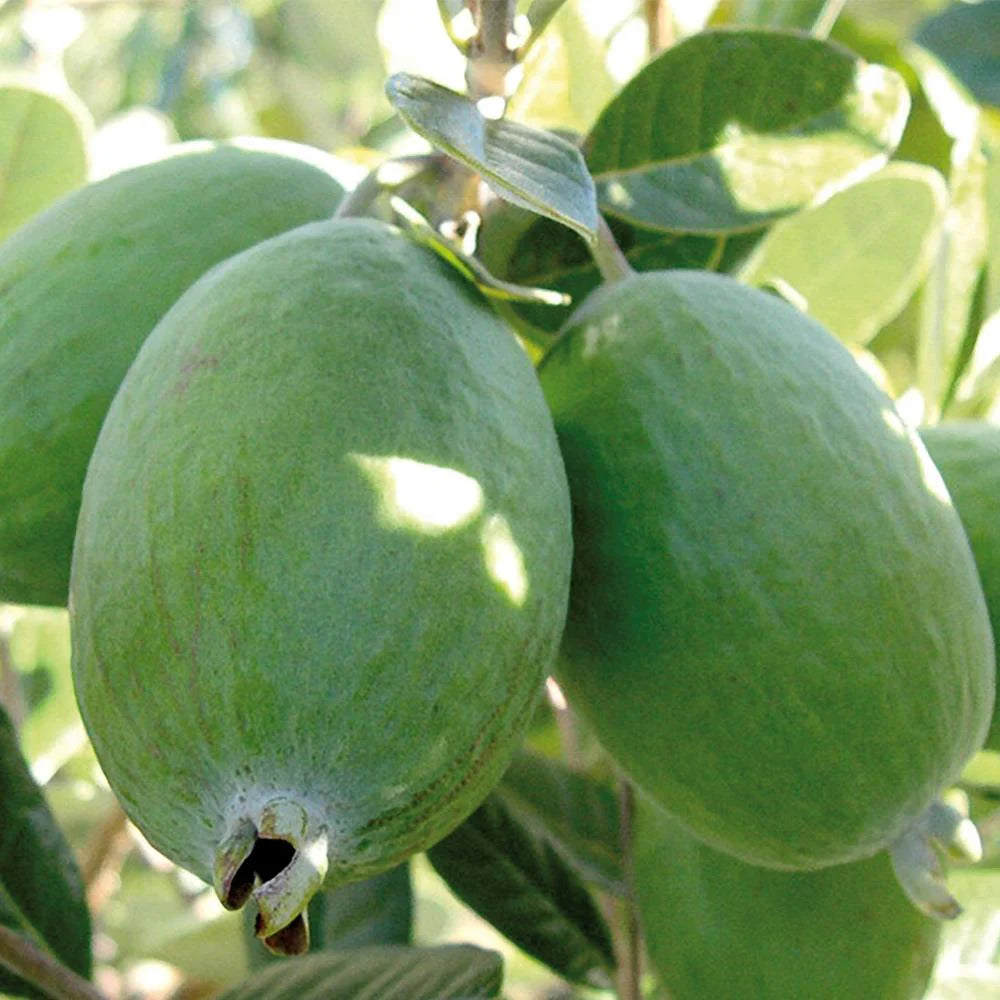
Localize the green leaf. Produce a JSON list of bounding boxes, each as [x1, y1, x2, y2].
[[334, 156, 564, 307], [436, 0, 465, 20], [906, 48, 991, 418], [498, 751, 624, 895], [960, 749, 1000, 798], [385, 72, 599, 241], [584, 28, 910, 233], [390, 196, 569, 307], [941, 266, 991, 415], [829, 15, 954, 176], [215, 944, 503, 1000], [311, 862, 413, 952], [721, 0, 845, 35], [988, 139, 1000, 319], [0, 83, 89, 242], [476, 200, 762, 342], [427, 791, 616, 987], [508, 3, 618, 134], [0, 704, 92, 999], [521, 0, 573, 52], [913, 0, 1000, 108], [436, 0, 472, 53], [738, 162, 948, 344]]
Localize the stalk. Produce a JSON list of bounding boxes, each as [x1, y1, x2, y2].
[[645, 0, 673, 56], [591, 217, 635, 285], [614, 778, 643, 1000], [0, 927, 106, 1000], [464, 0, 519, 102]]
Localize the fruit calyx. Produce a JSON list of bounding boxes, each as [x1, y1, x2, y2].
[[213, 797, 328, 955], [889, 798, 982, 920]]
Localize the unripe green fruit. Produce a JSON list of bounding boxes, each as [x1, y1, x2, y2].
[[0, 139, 345, 607], [70, 218, 572, 953], [919, 421, 1000, 752], [633, 795, 942, 1000], [539, 270, 993, 872]]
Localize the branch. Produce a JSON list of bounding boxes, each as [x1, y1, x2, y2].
[[82, 801, 131, 911], [614, 779, 643, 1000], [644, 0, 673, 56], [812, 0, 846, 38], [464, 0, 519, 101], [0, 926, 107, 1000]]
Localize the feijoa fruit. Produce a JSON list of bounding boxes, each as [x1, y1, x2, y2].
[[634, 794, 942, 999], [539, 270, 993, 874], [0, 139, 344, 607], [70, 218, 572, 952]]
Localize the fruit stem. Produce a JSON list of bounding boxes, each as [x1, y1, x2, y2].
[[591, 217, 635, 287], [0, 926, 107, 1000]]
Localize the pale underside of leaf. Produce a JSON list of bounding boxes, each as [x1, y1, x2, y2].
[[214, 944, 503, 1000], [385, 72, 598, 242]]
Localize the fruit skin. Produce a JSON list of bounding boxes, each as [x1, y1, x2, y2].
[[633, 794, 942, 1000], [69, 218, 572, 942], [919, 421, 1000, 751], [538, 270, 994, 870], [0, 139, 345, 608]]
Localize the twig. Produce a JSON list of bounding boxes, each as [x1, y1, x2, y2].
[[546, 676, 586, 771], [333, 154, 433, 220], [81, 801, 131, 910], [811, 0, 846, 38], [614, 779, 643, 1000], [0, 926, 107, 1000], [644, 0, 672, 56], [464, 0, 518, 101]]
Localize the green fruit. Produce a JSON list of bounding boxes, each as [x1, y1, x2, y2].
[[0, 139, 345, 608], [538, 270, 993, 871], [633, 795, 942, 1000], [69, 218, 572, 953], [919, 421, 1000, 752]]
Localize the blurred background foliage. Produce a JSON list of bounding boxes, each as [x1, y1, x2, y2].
[[1, 1, 999, 999], [0, 0, 648, 176]]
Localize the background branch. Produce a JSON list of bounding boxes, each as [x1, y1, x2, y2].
[[0, 926, 106, 1000], [464, 0, 519, 101]]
